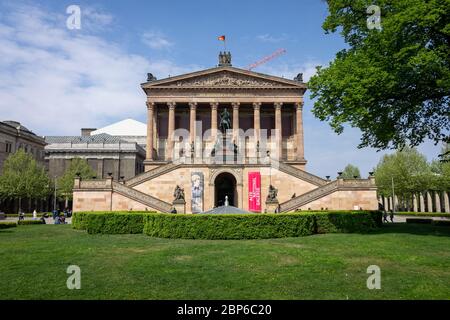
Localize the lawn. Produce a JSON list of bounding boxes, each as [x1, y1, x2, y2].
[[0, 224, 449, 299]]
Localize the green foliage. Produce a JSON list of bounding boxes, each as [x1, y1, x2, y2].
[[430, 143, 450, 190], [431, 220, 450, 227], [0, 222, 17, 229], [0, 149, 50, 210], [72, 211, 153, 231], [341, 164, 361, 178], [73, 211, 382, 239], [406, 218, 433, 224], [57, 158, 96, 201], [394, 212, 450, 218], [144, 213, 317, 240], [86, 213, 146, 234], [17, 220, 44, 225], [374, 147, 434, 197], [315, 211, 382, 233], [309, 0, 450, 150]]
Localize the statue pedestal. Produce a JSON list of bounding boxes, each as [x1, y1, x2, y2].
[[265, 200, 279, 213], [172, 200, 186, 214]]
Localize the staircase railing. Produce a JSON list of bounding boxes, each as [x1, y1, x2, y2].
[[113, 182, 172, 212]]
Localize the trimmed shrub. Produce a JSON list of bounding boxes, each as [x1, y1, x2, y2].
[[144, 212, 314, 240], [17, 220, 44, 225], [394, 212, 450, 218], [314, 211, 382, 233], [72, 211, 154, 231], [0, 222, 17, 229], [431, 220, 450, 227], [406, 218, 433, 224], [85, 212, 147, 234]]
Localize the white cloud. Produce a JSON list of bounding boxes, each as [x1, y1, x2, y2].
[[141, 31, 173, 50], [256, 33, 289, 43], [0, 4, 199, 136]]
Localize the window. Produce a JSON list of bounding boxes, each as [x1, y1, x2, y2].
[[5, 142, 12, 153]]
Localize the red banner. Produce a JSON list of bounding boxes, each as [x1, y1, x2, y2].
[[248, 172, 261, 212]]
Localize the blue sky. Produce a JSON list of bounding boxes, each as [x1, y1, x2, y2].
[[0, 0, 442, 178]]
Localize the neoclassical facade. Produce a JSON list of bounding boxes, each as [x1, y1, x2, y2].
[[73, 54, 378, 213]]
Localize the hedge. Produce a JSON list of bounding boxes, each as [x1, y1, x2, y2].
[[71, 211, 154, 231], [144, 213, 317, 240], [394, 212, 450, 218], [406, 218, 433, 224], [431, 220, 450, 227], [0, 222, 17, 229], [314, 211, 382, 233], [17, 220, 45, 225], [72, 210, 382, 239]]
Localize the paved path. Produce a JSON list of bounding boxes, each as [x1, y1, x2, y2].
[[1, 217, 72, 224]]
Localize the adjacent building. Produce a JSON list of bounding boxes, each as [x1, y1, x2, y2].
[[45, 119, 146, 181], [0, 120, 46, 173]]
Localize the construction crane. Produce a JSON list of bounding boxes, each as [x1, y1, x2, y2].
[[245, 48, 287, 71]]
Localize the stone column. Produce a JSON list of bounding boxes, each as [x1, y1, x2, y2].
[[146, 102, 155, 160], [419, 192, 425, 212], [232, 102, 240, 139], [443, 192, 450, 213], [189, 102, 197, 144], [253, 102, 261, 157], [295, 100, 304, 160], [153, 105, 158, 157], [413, 193, 418, 212], [166, 102, 176, 161], [274, 102, 283, 158], [434, 191, 441, 213], [426, 191, 433, 212], [210, 102, 218, 141]]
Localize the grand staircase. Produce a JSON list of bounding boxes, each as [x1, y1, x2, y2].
[[112, 182, 172, 212], [278, 180, 339, 212], [271, 159, 327, 187], [126, 162, 182, 187]]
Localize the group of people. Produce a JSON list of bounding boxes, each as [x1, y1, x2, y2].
[[379, 203, 394, 223], [52, 208, 72, 224], [16, 208, 72, 224]]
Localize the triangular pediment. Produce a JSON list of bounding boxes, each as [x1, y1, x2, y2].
[[141, 66, 306, 89]]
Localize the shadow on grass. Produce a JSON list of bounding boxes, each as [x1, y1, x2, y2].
[[367, 222, 450, 237]]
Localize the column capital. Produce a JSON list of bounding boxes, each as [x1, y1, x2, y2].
[[210, 102, 219, 109], [167, 102, 176, 110], [146, 101, 156, 109], [295, 101, 304, 110], [231, 102, 240, 109], [253, 102, 261, 110], [189, 102, 197, 109], [274, 102, 283, 110]]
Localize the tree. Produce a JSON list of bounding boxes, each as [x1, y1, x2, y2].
[[374, 147, 434, 210], [0, 149, 50, 212], [430, 143, 450, 190], [57, 158, 96, 204], [309, 0, 449, 151], [340, 164, 361, 178]]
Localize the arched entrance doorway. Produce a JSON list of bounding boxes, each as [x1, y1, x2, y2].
[[214, 172, 237, 207]]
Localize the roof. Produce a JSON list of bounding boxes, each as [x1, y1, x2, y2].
[[201, 205, 252, 214], [2, 121, 35, 135], [91, 119, 147, 136], [45, 133, 129, 144], [141, 66, 307, 90]]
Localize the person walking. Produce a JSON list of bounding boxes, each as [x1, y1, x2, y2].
[[389, 210, 394, 223], [32, 209, 37, 220]]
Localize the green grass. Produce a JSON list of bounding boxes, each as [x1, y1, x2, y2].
[[1, 224, 449, 299]]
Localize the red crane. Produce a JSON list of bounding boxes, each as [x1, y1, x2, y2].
[[245, 48, 287, 71]]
